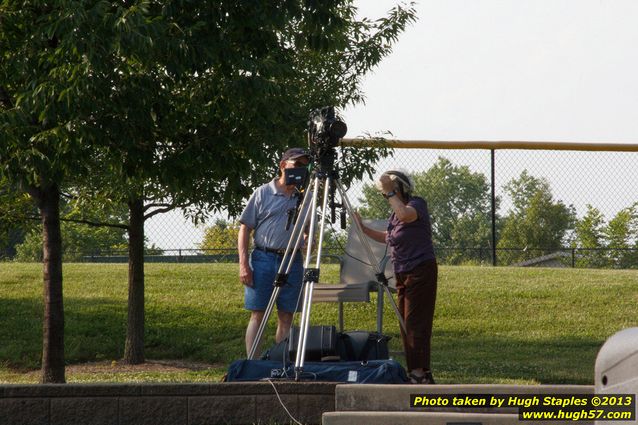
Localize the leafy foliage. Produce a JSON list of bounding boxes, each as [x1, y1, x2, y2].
[[1, 0, 415, 223], [414, 158, 495, 261], [605, 204, 638, 268], [65, 1, 416, 222], [16, 224, 126, 262], [199, 219, 240, 253], [498, 171, 576, 265], [573, 205, 609, 268], [0, 0, 417, 371], [14, 196, 129, 262], [0, 176, 35, 258], [573, 203, 638, 268]]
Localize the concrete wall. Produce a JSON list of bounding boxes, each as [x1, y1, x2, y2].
[[0, 382, 337, 425]]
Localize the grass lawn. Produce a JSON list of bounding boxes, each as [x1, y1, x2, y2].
[[1, 262, 636, 384]]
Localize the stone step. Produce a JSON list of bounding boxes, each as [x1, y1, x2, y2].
[[336, 384, 594, 413], [323, 411, 594, 425]]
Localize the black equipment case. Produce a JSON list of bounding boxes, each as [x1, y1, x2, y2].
[[289, 325, 337, 361], [226, 359, 408, 383], [262, 327, 391, 363], [336, 331, 390, 361]]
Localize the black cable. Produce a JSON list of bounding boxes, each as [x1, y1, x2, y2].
[[327, 214, 390, 269]]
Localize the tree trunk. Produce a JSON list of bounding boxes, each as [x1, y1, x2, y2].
[[30, 183, 66, 384], [123, 198, 145, 364]]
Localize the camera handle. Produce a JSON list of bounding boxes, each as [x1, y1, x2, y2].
[[285, 189, 305, 231]]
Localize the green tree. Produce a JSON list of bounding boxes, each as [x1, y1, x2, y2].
[[414, 158, 495, 263], [199, 219, 240, 254], [498, 171, 575, 265], [605, 203, 638, 268], [573, 205, 609, 268], [0, 0, 124, 382], [358, 184, 391, 219], [0, 176, 34, 259], [2, 1, 413, 367], [1, 0, 215, 376], [91, 2, 408, 364], [14, 196, 129, 262], [572, 203, 638, 269], [15, 224, 126, 262], [0, 226, 24, 260]]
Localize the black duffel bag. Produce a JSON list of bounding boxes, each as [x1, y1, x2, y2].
[[263, 325, 338, 362], [337, 331, 391, 361], [289, 325, 338, 361]]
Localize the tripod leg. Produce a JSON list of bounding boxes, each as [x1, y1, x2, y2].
[[294, 176, 331, 379], [335, 180, 407, 336], [246, 181, 316, 360], [377, 284, 383, 334]]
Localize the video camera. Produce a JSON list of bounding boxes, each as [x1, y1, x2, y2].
[[307, 106, 347, 168]]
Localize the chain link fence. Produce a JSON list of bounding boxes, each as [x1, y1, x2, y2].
[[138, 142, 638, 269]]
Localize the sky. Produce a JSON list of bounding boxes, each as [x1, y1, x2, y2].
[[146, 0, 638, 250], [345, 0, 638, 142]]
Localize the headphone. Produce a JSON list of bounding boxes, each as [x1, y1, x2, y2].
[[383, 170, 414, 198]]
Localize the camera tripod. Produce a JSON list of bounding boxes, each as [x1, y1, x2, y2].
[[247, 167, 407, 381]]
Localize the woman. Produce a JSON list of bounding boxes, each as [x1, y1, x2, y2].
[[354, 169, 438, 384]]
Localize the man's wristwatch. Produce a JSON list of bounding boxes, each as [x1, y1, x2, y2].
[[383, 190, 396, 199]]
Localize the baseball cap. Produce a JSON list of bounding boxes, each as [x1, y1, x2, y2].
[[281, 147, 310, 162]]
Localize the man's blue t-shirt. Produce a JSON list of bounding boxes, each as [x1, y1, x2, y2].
[[239, 179, 304, 250]]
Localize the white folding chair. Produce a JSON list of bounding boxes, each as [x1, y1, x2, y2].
[[312, 219, 395, 332]]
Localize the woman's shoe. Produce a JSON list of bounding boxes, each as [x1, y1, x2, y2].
[[408, 371, 436, 384], [423, 370, 436, 384]]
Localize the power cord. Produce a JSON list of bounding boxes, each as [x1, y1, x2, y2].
[[265, 378, 305, 425], [327, 220, 390, 269]]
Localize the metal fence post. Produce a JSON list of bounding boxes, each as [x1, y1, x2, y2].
[[490, 149, 496, 266]]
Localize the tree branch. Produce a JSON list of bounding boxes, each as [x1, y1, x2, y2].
[[144, 205, 177, 220], [142, 200, 194, 219], [60, 192, 79, 200], [22, 210, 127, 230], [143, 202, 174, 212], [0, 86, 13, 109], [0, 212, 39, 224], [59, 217, 129, 230]]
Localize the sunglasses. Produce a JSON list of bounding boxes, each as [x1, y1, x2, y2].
[[287, 159, 309, 167]]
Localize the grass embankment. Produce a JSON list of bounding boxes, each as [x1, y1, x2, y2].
[[0, 263, 636, 384]]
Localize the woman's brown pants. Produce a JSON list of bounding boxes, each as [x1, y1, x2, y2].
[[395, 259, 438, 371]]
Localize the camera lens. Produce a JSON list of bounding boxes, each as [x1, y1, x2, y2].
[[328, 120, 347, 139]]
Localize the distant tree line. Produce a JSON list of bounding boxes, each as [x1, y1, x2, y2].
[[196, 156, 638, 269], [1, 179, 161, 262], [6, 156, 635, 269], [198, 217, 346, 262], [357, 157, 638, 268]]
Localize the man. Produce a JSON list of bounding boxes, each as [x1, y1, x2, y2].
[[238, 147, 311, 357]]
